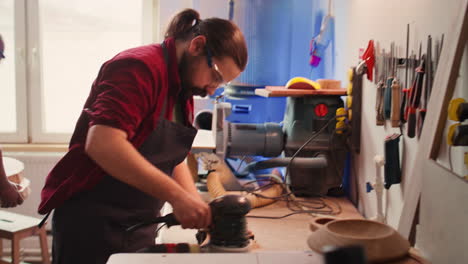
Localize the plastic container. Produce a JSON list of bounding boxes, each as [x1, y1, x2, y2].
[[223, 84, 286, 124]]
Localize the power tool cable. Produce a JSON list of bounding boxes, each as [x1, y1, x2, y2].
[[243, 116, 345, 219]]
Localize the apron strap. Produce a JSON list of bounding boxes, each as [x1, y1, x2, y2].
[[160, 41, 192, 126], [38, 211, 51, 228], [159, 42, 170, 120]]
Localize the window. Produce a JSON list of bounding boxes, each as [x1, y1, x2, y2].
[[0, 0, 27, 142], [0, 0, 158, 143]]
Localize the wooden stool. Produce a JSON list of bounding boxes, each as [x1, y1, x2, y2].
[[0, 211, 50, 264]]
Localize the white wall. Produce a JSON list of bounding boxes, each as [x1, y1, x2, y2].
[[336, 0, 468, 261], [170, 4, 468, 256], [157, 0, 194, 42]]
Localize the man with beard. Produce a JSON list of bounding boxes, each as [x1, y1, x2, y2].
[[38, 9, 248, 264]]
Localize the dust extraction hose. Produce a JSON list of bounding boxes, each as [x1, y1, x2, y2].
[[206, 161, 283, 208]]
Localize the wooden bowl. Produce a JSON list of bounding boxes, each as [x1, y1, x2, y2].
[[307, 217, 410, 262]]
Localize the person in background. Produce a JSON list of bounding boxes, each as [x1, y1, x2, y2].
[[0, 34, 5, 60], [0, 148, 24, 208], [0, 34, 24, 208], [38, 9, 248, 264]]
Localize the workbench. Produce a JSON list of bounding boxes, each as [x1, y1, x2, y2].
[[155, 197, 360, 251], [107, 197, 359, 264], [107, 196, 427, 264], [108, 129, 427, 263]]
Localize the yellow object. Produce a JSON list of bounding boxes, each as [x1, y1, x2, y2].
[[285, 77, 321, 90], [347, 69, 354, 95], [347, 83, 353, 95], [187, 154, 199, 182], [348, 109, 353, 121], [347, 68, 354, 81], [189, 244, 201, 253], [447, 123, 460, 146], [347, 96, 353, 109], [336, 108, 347, 121], [317, 79, 341, 89], [448, 98, 466, 121], [336, 121, 345, 134]]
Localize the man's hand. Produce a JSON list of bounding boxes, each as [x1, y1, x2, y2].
[[171, 194, 212, 229], [0, 181, 24, 208]]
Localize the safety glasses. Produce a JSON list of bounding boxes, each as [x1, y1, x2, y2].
[[205, 46, 227, 87]]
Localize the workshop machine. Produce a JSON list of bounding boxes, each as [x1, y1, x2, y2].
[[213, 92, 348, 196]]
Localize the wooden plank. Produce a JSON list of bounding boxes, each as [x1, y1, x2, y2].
[[255, 86, 347, 97], [12, 237, 20, 264], [418, 160, 468, 262], [350, 68, 363, 154], [1, 144, 68, 152], [192, 129, 215, 152], [398, 0, 468, 238]]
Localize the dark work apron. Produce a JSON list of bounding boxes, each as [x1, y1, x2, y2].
[[51, 44, 197, 264]]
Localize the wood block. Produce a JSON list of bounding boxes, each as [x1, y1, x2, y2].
[[317, 79, 342, 89], [255, 86, 347, 97]]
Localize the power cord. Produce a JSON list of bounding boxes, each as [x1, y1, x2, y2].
[[156, 223, 167, 235], [242, 116, 346, 219]]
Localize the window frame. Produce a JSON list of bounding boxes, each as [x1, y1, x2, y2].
[[0, 0, 161, 144], [1, 0, 29, 143]]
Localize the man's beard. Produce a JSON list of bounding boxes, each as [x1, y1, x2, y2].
[[179, 53, 208, 98]]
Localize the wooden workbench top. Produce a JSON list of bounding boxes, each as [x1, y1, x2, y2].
[[245, 197, 361, 251], [158, 196, 360, 251], [157, 196, 427, 263]]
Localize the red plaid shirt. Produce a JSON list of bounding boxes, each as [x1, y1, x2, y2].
[[39, 38, 193, 214]]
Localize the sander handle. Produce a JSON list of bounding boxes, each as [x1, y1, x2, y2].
[[126, 213, 180, 233]]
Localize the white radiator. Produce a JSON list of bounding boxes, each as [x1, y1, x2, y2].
[[2, 151, 64, 261]]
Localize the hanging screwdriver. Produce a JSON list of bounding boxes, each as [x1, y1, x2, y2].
[[417, 36, 433, 138], [402, 42, 421, 125], [384, 43, 395, 120], [400, 24, 410, 125], [376, 48, 386, 126], [406, 55, 426, 138], [391, 78, 401, 128], [376, 80, 385, 125], [390, 44, 401, 128]]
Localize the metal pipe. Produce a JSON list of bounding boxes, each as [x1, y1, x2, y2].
[[244, 156, 328, 172]]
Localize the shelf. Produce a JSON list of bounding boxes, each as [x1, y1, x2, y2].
[[255, 86, 347, 97]]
